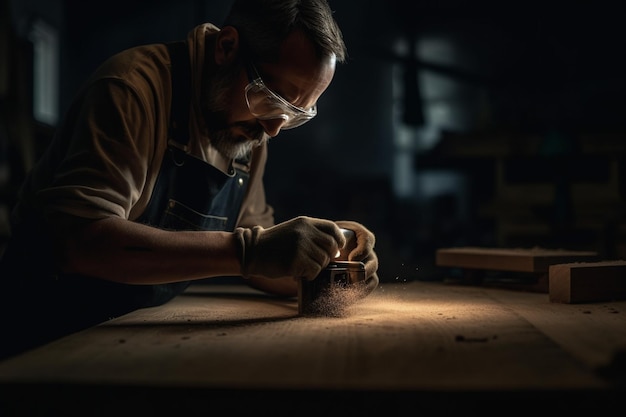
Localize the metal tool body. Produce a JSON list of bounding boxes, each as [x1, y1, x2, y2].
[[298, 229, 366, 315]]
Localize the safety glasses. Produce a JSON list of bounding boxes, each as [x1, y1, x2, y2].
[[244, 64, 317, 129]]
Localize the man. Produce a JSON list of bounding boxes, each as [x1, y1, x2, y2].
[[0, 0, 378, 358]]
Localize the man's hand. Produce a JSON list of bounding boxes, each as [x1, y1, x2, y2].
[[335, 220, 379, 296], [235, 216, 346, 281]]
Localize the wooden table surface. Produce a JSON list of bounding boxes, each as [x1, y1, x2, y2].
[[1, 280, 625, 415]]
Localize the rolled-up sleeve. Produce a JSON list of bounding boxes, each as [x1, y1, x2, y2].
[[37, 77, 155, 221]]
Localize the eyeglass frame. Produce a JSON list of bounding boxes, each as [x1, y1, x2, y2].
[[244, 63, 317, 129]]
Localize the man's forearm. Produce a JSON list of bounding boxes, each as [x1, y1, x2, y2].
[[58, 216, 242, 284]]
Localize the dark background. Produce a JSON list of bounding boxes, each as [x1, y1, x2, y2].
[[1, 0, 625, 282]]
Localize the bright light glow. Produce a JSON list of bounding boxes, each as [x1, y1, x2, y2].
[[392, 152, 414, 198], [28, 19, 59, 126]]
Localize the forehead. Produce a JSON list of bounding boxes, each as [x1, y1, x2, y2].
[[256, 30, 336, 103]]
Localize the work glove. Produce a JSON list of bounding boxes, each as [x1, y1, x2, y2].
[[335, 220, 379, 296], [235, 216, 346, 281]]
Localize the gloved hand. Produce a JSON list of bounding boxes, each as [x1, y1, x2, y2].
[[335, 220, 379, 296], [235, 216, 346, 281]]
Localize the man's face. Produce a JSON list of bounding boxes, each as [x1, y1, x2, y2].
[[202, 60, 266, 160], [203, 29, 337, 160]]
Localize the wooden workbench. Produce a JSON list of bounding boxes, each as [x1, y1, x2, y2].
[[0, 281, 624, 416]]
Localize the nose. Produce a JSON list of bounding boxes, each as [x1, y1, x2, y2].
[[258, 118, 287, 137]]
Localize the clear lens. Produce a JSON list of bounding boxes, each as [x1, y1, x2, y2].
[[245, 79, 316, 129]]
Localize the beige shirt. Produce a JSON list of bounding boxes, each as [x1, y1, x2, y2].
[[13, 23, 274, 230]]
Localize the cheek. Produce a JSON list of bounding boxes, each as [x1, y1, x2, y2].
[[235, 77, 255, 120], [233, 92, 252, 121], [232, 95, 266, 129], [226, 74, 256, 123], [204, 65, 250, 118]]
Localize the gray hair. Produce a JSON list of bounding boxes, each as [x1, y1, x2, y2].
[[223, 0, 347, 64]]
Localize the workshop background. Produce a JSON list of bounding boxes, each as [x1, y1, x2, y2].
[[1, 0, 625, 282]]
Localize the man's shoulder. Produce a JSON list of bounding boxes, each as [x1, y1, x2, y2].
[[78, 43, 172, 106], [97, 43, 170, 81]]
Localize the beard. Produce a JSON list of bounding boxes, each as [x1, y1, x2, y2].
[[210, 122, 266, 160], [202, 63, 267, 160]]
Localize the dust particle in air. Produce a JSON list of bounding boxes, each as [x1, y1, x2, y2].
[[307, 285, 368, 318]]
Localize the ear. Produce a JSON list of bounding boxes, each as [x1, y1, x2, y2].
[[215, 26, 240, 65]]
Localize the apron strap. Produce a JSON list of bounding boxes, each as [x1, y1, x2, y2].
[[165, 41, 191, 149]]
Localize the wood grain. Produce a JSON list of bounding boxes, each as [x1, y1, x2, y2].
[[436, 247, 598, 273], [0, 282, 624, 415]]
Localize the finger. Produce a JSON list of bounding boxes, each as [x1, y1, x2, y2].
[[348, 240, 374, 261], [295, 240, 333, 281], [295, 257, 325, 281], [335, 220, 376, 244], [310, 218, 346, 249], [335, 220, 375, 260], [310, 231, 343, 261], [362, 253, 379, 279], [306, 243, 333, 269]]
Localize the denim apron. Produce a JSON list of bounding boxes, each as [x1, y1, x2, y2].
[[0, 41, 249, 357], [132, 40, 249, 305]]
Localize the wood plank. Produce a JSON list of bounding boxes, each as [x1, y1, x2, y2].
[[549, 260, 626, 303], [0, 283, 609, 389], [1, 282, 624, 415], [476, 285, 626, 370], [436, 247, 598, 273]]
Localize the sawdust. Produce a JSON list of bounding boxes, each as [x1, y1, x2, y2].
[[305, 284, 369, 318]]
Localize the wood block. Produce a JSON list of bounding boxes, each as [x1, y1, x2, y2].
[[549, 260, 626, 303], [436, 247, 598, 273]]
